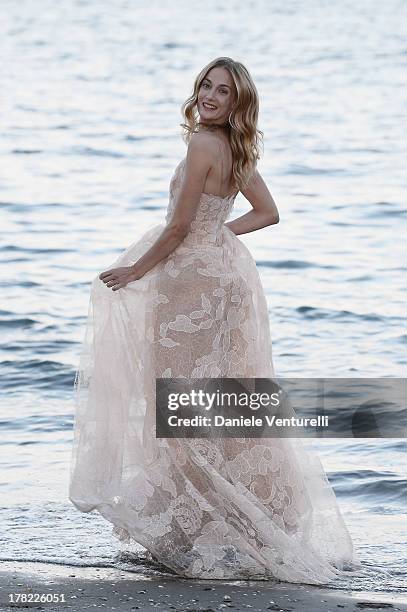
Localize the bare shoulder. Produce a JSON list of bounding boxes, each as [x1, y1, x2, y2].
[[187, 131, 220, 161]]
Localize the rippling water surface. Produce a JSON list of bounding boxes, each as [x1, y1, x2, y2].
[[1, 0, 406, 596]]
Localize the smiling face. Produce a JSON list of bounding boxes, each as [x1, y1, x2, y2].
[[197, 66, 236, 127]]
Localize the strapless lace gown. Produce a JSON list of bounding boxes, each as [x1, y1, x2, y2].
[[69, 156, 361, 584]]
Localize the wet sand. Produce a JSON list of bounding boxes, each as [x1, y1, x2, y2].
[[0, 561, 405, 611]]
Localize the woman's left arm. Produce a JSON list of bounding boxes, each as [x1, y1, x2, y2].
[[225, 168, 279, 236], [99, 134, 214, 291]]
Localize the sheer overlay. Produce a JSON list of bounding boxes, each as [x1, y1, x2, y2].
[[69, 156, 362, 584]]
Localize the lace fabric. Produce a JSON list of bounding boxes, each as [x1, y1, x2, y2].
[[69, 156, 362, 584]]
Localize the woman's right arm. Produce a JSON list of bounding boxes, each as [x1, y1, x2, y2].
[[130, 133, 216, 280], [224, 169, 279, 235]]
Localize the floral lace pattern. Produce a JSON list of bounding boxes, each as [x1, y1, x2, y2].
[[150, 157, 272, 380], [69, 156, 362, 585], [166, 157, 236, 246]]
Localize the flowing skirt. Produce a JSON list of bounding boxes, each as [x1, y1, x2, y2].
[[69, 223, 362, 584]]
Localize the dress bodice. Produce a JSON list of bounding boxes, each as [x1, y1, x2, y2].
[[165, 157, 237, 246]]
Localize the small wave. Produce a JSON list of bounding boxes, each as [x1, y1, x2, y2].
[[12, 149, 42, 154], [257, 259, 337, 269], [0, 201, 67, 211], [0, 411, 74, 433], [366, 203, 407, 219], [15, 280, 40, 288], [0, 556, 116, 569], [296, 305, 384, 322], [0, 244, 74, 254], [0, 359, 74, 390], [283, 164, 347, 176], [0, 317, 37, 328], [124, 135, 146, 142], [329, 469, 407, 506], [71, 146, 126, 158], [344, 275, 373, 282]]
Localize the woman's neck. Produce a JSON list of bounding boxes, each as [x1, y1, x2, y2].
[[197, 122, 231, 139]]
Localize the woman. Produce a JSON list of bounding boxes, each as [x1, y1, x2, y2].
[[69, 57, 361, 584]]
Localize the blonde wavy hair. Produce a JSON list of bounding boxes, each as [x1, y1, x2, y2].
[[180, 57, 264, 192]]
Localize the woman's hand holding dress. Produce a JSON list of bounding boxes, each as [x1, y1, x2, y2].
[[99, 266, 140, 291]]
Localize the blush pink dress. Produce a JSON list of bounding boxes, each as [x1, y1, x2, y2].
[[69, 156, 362, 584]]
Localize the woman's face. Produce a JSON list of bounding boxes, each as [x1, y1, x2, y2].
[[197, 66, 236, 127]]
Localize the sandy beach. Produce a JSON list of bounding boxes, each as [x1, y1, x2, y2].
[[0, 561, 405, 612]]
